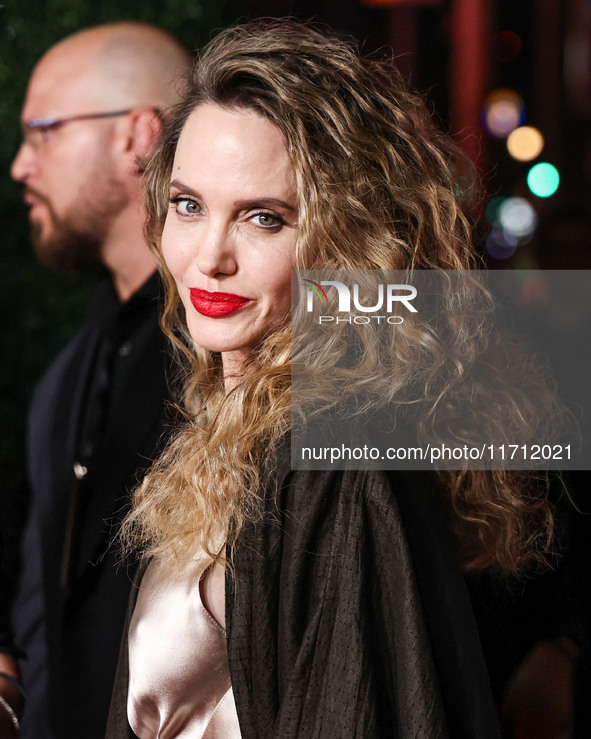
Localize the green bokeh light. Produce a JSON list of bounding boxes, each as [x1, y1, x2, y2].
[[485, 196, 507, 227], [527, 162, 560, 198]]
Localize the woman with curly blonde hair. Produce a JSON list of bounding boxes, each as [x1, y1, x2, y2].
[[106, 19, 562, 738]]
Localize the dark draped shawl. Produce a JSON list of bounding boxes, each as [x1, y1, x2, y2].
[[106, 442, 500, 738]]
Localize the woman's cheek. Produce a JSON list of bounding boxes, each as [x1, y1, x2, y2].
[[161, 225, 184, 282]]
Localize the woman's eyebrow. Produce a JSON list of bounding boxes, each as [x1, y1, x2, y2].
[[233, 198, 297, 211], [169, 179, 200, 197]]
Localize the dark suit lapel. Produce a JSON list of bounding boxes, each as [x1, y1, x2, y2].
[[28, 324, 103, 598], [71, 321, 171, 580]]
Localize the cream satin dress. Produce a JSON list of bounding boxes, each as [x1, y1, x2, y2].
[[127, 556, 242, 738]]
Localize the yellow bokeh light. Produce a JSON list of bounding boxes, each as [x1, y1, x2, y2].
[[506, 126, 544, 162]]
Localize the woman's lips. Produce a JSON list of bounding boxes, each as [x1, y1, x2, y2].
[[189, 288, 251, 317]]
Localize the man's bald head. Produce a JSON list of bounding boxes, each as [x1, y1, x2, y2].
[[32, 22, 192, 113]]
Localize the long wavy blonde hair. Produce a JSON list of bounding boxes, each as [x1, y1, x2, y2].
[[123, 19, 563, 574]]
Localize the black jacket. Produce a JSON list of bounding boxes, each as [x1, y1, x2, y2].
[[12, 274, 173, 739]]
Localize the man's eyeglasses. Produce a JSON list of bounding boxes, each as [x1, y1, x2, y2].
[[21, 108, 160, 150]]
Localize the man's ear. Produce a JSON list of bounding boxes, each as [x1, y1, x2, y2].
[[123, 108, 163, 173]]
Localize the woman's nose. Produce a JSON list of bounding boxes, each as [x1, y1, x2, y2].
[[195, 224, 238, 278]]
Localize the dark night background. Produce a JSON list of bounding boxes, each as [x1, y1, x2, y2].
[[2, 0, 590, 586]]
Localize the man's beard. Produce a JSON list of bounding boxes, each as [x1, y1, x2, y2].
[[30, 200, 103, 272], [26, 159, 127, 272]]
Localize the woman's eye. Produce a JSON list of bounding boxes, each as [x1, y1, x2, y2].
[[170, 197, 202, 216], [251, 212, 284, 228]]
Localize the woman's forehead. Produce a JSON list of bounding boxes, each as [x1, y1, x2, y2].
[[172, 103, 296, 201]]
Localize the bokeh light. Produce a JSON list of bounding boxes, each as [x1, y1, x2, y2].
[[491, 31, 523, 62], [485, 196, 507, 228], [527, 162, 560, 198], [482, 89, 525, 138], [498, 197, 538, 238], [506, 126, 544, 161], [521, 275, 550, 306], [486, 228, 518, 260]]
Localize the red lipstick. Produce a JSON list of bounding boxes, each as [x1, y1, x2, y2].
[[189, 288, 250, 317]]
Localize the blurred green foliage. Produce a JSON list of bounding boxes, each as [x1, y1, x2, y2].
[[0, 0, 245, 556]]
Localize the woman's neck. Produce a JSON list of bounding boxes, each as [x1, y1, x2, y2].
[[221, 350, 250, 393]]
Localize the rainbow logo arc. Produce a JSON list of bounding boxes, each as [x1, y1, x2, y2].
[[302, 278, 329, 302]]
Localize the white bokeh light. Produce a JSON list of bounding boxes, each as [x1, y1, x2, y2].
[[499, 197, 538, 238]]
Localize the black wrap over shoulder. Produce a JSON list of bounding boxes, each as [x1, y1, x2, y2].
[[106, 439, 500, 739]]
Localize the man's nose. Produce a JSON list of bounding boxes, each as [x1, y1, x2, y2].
[[10, 142, 37, 183]]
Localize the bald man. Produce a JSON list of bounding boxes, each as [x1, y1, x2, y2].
[[3, 23, 191, 738]]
